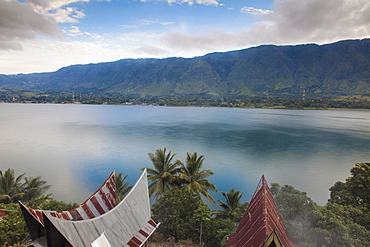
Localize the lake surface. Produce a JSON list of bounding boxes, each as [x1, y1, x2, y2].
[[1, 104, 370, 205]]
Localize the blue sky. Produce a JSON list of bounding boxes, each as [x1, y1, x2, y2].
[[1, 0, 370, 74]]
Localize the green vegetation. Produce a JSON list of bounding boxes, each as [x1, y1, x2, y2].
[[141, 148, 182, 198], [147, 151, 370, 246], [1, 158, 370, 246], [1, 39, 370, 101], [0, 168, 50, 205], [115, 172, 132, 203], [177, 152, 217, 203], [2, 86, 370, 110], [214, 188, 248, 222]]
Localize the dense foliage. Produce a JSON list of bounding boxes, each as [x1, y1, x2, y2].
[[141, 148, 218, 202], [3, 86, 370, 110], [1, 159, 370, 246], [1, 39, 370, 99], [271, 164, 370, 247], [0, 168, 50, 204]]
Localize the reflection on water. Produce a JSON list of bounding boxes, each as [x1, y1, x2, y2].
[[0, 104, 370, 205]]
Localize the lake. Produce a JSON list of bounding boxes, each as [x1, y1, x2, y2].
[[1, 103, 370, 206]]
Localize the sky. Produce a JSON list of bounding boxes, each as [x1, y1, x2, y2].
[[1, 0, 370, 74]]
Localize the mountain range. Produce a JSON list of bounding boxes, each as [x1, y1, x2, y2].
[[1, 39, 370, 99]]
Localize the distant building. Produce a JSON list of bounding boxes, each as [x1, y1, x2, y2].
[[226, 175, 295, 247], [0, 205, 8, 221], [20, 170, 158, 247]]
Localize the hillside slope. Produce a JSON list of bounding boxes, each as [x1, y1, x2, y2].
[[1, 39, 370, 98]]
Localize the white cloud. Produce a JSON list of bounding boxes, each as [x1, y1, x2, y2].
[[66, 25, 83, 36], [0, 0, 107, 50], [121, 25, 137, 29], [0, 0, 62, 50], [2, 0, 370, 74], [0, 39, 117, 74], [241, 6, 273, 15], [50, 7, 86, 23], [142, 0, 219, 6], [140, 19, 175, 26], [161, 0, 370, 54]]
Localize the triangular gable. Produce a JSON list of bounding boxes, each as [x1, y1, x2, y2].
[[227, 175, 295, 247], [19, 202, 45, 241], [43, 169, 159, 246], [43, 212, 73, 247], [263, 231, 283, 247]]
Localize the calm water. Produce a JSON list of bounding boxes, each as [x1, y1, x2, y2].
[[1, 104, 370, 205]]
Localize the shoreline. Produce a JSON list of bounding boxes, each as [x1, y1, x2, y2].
[[2, 101, 370, 111]]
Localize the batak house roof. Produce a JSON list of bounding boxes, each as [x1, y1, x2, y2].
[[20, 169, 159, 247], [226, 175, 295, 247]]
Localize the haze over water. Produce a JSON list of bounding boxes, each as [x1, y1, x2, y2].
[[1, 103, 370, 205]]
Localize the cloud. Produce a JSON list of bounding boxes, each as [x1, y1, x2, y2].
[[65, 25, 83, 36], [121, 25, 137, 29], [142, 0, 219, 6], [0, 0, 62, 50], [134, 45, 170, 56], [0, 0, 107, 50], [51, 7, 86, 23], [241, 6, 273, 15], [267, 0, 370, 43], [140, 19, 175, 26], [162, 0, 370, 53]]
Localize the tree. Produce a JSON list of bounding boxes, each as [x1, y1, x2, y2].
[[141, 148, 181, 198], [23, 176, 51, 205], [152, 189, 207, 242], [201, 218, 236, 247], [271, 181, 370, 247], [177, 152, 217, 203], [270, 182, 318, 246], [0, 203, 29, 246], [36, 198, 79, 211], [214, 188, 244, 222], [329, 162, 370, 230], [314, 203, 370, 247], [115, 172, 132, 203], [195, 203, 211, 246], [0, 168, 25, 203], [329, 162, 370, 209]]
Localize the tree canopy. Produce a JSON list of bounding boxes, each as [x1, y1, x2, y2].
[[177, 152, 217, 203], [141, 148, 181, 198]]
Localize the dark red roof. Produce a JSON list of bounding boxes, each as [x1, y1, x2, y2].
[[227, 175, 295, 247], [0, 206, 8, 218]]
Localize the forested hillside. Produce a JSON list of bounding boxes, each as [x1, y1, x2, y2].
[[1, 39, 370, 99]]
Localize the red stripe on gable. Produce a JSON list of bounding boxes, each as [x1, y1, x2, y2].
[[148, 219, 157, 227], [98, 190, 115, 210], [131, 237, 142, 245], [139, 229, 149, 238], [81, 203, 95, 219], [106, 180, 115, 198], [127, 239, 140, 247], [90, 196, 106, 216], [61, 213, 70, 220]]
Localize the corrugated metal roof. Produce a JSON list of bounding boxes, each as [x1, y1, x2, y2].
[[43, 169, 158, 247], [227, 175, 295, 247], [21, 171, 116, 227]]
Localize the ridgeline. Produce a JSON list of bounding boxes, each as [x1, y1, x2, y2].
[[1, 39, 370, 102]]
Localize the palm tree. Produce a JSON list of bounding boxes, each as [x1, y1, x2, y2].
[[0, 168, 25, 203], [23, 176, 51, 204], [178, 152, 217, 203], [214, 188, 244, 221], [141, 148, 181, 198], [115, 172, 132, 203]]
